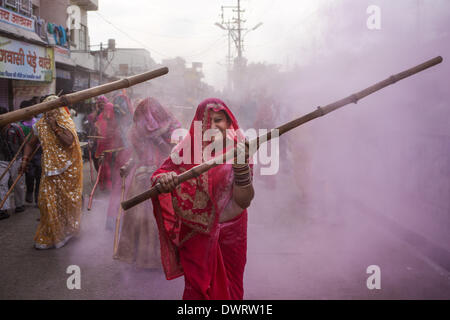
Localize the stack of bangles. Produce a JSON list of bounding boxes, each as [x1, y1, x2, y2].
[[232, 163, 252, 187]]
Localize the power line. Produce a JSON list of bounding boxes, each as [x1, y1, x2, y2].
[[93, 12, 171, 58], [94, 12, 228, 62], [182, 35, 228, 59]]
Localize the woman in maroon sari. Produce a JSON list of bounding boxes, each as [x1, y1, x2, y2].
[[150, 98, 254, 300], [114, 98, 180, 267], [94, 102, 126, 191], [104, 93, 134, 229]]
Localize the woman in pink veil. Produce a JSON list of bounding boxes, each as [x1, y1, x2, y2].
[[150, 98, 255, 299], [114, 97, 180, 268]]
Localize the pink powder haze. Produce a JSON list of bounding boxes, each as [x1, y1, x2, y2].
[[60, 0, 450, 299], [237, 0, 450, 299], [0, 0, 448, 300]]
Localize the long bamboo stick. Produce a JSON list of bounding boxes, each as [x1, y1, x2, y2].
[[0, 67, 169, 127], [120, 56, 443, 211], [88, 145, 94, 185], [102, 147, 125, 154], [0, 132, 31, 183], [87, 159, 103, 211], [0, 145, 40, 210]]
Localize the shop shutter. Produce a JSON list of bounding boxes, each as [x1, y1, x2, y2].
[[0, 78, 9, 109]]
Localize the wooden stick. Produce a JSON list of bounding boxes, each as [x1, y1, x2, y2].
[[0, 146, 40, 210], [0, 132, 31, 183], [121, 56, 443, 211], [87, 159, 103, 211], [113, 175, 126, 258], [0, 67, 169, 127], [88, 145, 94, 185], [102, 147, 125, 154], [273, 56, 444, 140], [87, 136, 105, 139]]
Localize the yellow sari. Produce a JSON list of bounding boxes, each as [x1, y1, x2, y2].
[[34, 99, 83, 249]]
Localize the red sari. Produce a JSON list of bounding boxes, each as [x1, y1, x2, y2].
[[105, 94, 134, 227], [95, 103, 123, 191], [151, 98, 249, 300]]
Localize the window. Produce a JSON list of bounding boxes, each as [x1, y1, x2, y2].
[[79, 25, 87, 51], [5, 0, 18, 11], [19, 0, 31, 16], [69, 29, 76, 48], [32, 3, 39, 16]]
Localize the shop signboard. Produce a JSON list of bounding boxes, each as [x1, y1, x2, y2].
[[0, 6, 35, 32], [0, 35, 54, 82]]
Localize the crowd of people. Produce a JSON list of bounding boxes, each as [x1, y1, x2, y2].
[[0, 91, 258, 300]]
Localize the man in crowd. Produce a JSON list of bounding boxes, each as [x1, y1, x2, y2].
[[0, 106, 26, 219], [18, 100, 42, 205]]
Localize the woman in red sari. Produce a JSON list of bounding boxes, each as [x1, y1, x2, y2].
[[104, 93, 134, 229], [151, 98, 254, 300], [94, 102, 125, 191]]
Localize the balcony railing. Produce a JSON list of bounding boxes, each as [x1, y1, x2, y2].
[[1, 0, 32, 17], [19, 0, 31, 16]]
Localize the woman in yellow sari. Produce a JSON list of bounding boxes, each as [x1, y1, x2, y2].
[[20, 95, 83, 249]]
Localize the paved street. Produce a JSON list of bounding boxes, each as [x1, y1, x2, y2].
[[0, 162, 449, 300]]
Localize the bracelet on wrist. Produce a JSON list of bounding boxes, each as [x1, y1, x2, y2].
[[233, 166, 252, 187], [234, 178, 252, 187], [234, 181, 252, 188], [233, 163, 250, 171]]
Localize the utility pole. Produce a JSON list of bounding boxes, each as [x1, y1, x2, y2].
[[235, 0, 243, 59], [226, 19, 232, 91], [99, 42, 103, 84], [215, 1, 262, 95], [98, 40, 115, 84], [230, 0, 245, 86]]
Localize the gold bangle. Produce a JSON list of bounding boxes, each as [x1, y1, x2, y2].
[[234, 180, 252, 188], [232, 163, 248, 169]]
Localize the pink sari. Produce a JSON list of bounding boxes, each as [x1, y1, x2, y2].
[[151, 98, 250, 300], [108, 98, 180, 268]]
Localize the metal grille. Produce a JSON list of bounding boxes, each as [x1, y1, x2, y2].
[[19, 0, 31, 16], [4, 0, 18, 10]]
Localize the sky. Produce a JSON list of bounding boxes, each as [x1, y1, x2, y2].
[[87, 0, 324, 89]]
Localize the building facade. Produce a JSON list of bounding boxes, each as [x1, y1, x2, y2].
[[0, 0, 99, 110]]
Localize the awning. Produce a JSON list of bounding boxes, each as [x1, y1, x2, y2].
[[0, 21, 47, 46], [54, 45, 76, 68], [55, 54, 76, 68]]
